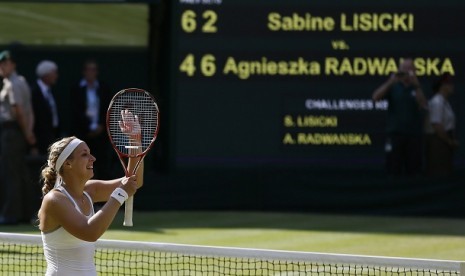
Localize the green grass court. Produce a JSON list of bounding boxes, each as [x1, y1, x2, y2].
[[2, 211, 465, 261], [0, 3, 147, 46]]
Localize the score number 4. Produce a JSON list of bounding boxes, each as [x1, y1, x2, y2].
[[180, 54, 216, 77], [181, 10, 218, 33]]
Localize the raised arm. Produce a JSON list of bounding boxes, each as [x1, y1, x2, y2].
[[41, 175, 138, 242], [121, 109, 144, 189], [372, 74, 396, 102], [85, 109, 144, 202]]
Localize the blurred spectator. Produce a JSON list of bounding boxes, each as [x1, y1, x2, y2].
[[372, 58, 427, 176], [0, 50, 36, 225], [31, 60, 60, 155], [424, 73, 458, 176], [70, 59, 112, 179]]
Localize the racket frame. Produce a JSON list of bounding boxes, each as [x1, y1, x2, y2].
[[106, 88, 159, 227]]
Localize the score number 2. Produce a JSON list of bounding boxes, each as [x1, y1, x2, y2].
[[181, 10, 218, 33]]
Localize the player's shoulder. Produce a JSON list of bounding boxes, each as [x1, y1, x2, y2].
[[42, 189, 70, 208]]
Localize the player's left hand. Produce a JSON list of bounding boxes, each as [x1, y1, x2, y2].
[[119, 109, 141, 139]]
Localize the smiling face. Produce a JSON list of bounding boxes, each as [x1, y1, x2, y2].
[[65, 143, 96, 181]]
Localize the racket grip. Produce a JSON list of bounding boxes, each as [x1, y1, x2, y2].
[[123, 196, 134, 227]]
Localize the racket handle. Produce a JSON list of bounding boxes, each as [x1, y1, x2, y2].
[[123, 196, 134, 227]]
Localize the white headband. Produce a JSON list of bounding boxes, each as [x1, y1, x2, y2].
[[53, 138, 83, 187]]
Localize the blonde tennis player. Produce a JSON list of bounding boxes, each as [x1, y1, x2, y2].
[[38, 112, 143, 275]]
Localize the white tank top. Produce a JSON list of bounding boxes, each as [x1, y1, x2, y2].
[[41, 186, 96, 276]]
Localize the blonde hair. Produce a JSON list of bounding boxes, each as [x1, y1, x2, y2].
[[41, 136, 77, 196]]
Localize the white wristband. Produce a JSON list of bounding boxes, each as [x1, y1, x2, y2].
[[111, 188, 128, 205]]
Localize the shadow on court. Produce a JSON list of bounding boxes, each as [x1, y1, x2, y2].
[[103, 210, 465, 237]]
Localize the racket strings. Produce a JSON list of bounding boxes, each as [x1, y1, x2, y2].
[[108, 90, 159, 157]]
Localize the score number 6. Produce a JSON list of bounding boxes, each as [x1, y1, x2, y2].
[[181, 10, 218, 33]]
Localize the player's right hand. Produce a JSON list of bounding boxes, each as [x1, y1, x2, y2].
[[120, 175, 138, 197]]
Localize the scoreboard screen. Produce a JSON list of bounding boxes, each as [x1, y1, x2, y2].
[[169, 0, 465, 168]]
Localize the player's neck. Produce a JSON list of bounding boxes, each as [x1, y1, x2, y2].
[[61, 181, 85, 198], [61, 184, 87, 206]]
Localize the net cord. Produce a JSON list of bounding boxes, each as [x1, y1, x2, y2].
[[0, 232, 462, 273]]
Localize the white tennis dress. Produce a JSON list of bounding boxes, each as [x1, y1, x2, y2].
[[41, 186, 96, 276]]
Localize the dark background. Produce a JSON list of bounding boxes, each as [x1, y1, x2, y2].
[[171, 0, 465, 168]]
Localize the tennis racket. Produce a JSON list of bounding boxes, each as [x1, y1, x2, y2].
[[106, 88, 159, 227]]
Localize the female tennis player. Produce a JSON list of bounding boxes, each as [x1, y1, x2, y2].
[[38, 111, 143, 276]]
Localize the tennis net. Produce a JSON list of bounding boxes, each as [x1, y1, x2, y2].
[[1, 232, 463, 275]]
